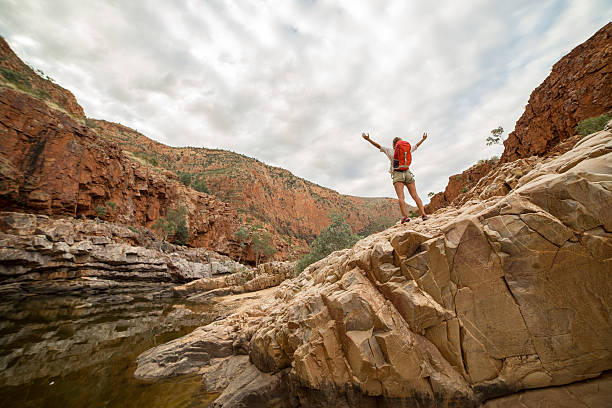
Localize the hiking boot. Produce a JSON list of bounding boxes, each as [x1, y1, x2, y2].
[[400, 216, 409, 224], [421, 215, 428, 221]]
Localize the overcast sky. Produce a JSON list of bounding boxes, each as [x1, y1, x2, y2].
[[1, 1, 610, 201]]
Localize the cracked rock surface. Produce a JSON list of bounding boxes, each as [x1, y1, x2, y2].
[[135, 129, 611, 406]]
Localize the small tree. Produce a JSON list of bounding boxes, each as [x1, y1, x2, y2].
[[486, 126, 504, 146], [152, 206, 189, 244], [295, 214, 361, 274], [252, 229, 276, 266], [94, 205, 107, 218], [193, 179, 210, 193], [427, 192, 435, 198], [234, 226, 250, 263]]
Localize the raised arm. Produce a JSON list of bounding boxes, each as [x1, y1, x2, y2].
[[362, 132, 381, 150], [414, 132, 427, 149]]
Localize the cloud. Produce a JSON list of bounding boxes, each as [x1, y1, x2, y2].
[[1, 0, 610, 202]]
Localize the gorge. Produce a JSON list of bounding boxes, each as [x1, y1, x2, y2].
[[1, 22, 611, 408]]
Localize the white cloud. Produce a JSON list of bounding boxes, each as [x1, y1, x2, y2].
[[0, 0, 610, 203]]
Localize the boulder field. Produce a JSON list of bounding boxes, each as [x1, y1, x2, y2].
[[135, 125, 612, 407]]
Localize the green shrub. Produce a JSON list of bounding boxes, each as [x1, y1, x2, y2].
[[462, 187, 468, 193], [575, 113, 611, 136], [179, 172, 193, 186], [486, 126, 504, 146], [295, 214, 360, 274], [94, 205, 107, 218], [193, 179, 209, 193], [252, 229, 277, 266], [105, 201, 117, 212], [152, 206, 189, 245]]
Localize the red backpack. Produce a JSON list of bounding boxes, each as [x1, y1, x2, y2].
[[393, 140, 412, 171]]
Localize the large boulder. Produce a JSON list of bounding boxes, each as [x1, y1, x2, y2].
[[136, 129, 611, 406]]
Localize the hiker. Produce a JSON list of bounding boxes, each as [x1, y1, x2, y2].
[[362, 132, 428, 223]]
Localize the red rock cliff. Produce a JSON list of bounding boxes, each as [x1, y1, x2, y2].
[[0, 87, 242, 257], [501, 22, 612, 162]]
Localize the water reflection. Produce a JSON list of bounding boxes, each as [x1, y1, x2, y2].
[[0, 283, 217, 407]]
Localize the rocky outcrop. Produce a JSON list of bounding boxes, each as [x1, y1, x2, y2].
[[0, 87, 246, 257], [135, 127, 612, 407], [0, 211, 245, 299], [171, 261, 294, 299], [501, 23, 612, 163], [0, 36, 84, 119], [428, 23, 611, 214], [426, 160, 496, 213]]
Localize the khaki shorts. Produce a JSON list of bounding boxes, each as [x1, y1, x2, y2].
[[392, 170, 415, 184]]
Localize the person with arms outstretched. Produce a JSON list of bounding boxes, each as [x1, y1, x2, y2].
[[362, 132, 428, 223]]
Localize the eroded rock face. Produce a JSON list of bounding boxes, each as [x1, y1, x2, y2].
[[0, 37, 84, 119], [0, 212, 245, 299], [501, 23, 612, 163], [428, 23, 611, 214], [171, 261, 295, 299], [0, 87, 243, 257], [136, 128, 611, 407]]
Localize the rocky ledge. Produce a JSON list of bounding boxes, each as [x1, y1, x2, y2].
[[0, 212, 245, 299], [135, 126, 611, 407]]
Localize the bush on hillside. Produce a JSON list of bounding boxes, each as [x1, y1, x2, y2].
[[152, 206, 189, 245], [295, 214, 361, 274], [193, 179, 209, 193], [179, 172, 193, 186], [575, 113, 611, 136]]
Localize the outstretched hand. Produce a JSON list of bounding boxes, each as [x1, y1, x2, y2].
[[362, 132, 370, 140], [422, 132, 428, 140]]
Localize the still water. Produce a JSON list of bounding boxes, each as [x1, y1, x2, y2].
[[0, 284, 219, 408]]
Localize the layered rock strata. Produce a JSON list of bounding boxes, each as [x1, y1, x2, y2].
[[135, 128, 612, 407], [171, 261, 295, 300], [0, 211, 245, 299]]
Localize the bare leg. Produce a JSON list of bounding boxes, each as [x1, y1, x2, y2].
[[406, 182, 426, 216], [393, 182, 408, 218]]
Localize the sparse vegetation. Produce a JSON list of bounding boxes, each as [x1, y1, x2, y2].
[[427, 192, 435, 198], [193, 179, 209, 193], [295, 214, 361, 274], [462, 187, 468, 193], [234, 226, 250, 263], [357, 216, 396, 236], [94, 205, 107, 218], [476, 156, 500, 166], [105, 201, 117, 212], [486, 126, 504, 146], [127, 226, 139, 234], [152, 206, 189, 245], [179, 172, 193, 186], [251, 228, 276, 266], [408, 210, 419, 218], [575, 113, 611, 136]]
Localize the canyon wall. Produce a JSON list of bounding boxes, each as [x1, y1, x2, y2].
[[0, 87, 244, 257], [427, 23, 612, 214]]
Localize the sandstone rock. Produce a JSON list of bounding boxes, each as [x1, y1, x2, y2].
[[0, 87, 242, 258], [136, 128, 612, 407], [172, 261, 294, 299], [482, 372, 612, 408], [0, 212, 245, 298], [501, 23, 612, 162]]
